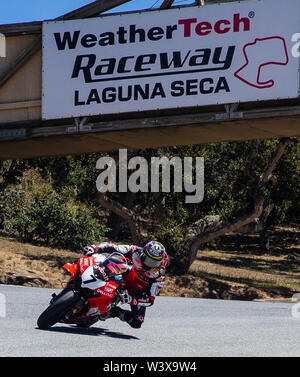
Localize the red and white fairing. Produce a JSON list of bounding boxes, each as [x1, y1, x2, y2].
[[63, 255, 119, 315]]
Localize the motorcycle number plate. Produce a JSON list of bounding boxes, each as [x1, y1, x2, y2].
[[81, 265, 106, 290]]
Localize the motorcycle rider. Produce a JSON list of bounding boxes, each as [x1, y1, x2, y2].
[[81, 241, 168, 329]]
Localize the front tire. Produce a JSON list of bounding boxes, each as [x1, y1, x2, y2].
[[37, 288, 81, 330]]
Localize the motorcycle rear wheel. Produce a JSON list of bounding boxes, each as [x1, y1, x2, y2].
[[37, 288, 81, 330]]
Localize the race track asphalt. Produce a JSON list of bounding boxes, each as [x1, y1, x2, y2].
[[0, 284, 299, 357]]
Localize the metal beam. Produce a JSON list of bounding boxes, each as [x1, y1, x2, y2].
[[160, 0, 175, 9], [0, 21, 42, 37], [0, 0, 132, 89], [0, 0, 133, 35], [0, 100, 41, 111], [0, 112, 299, 160], [2, 103, 300, 137], [60, 0, 132, 20]]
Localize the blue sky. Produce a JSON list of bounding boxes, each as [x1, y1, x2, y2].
[[0, 0, 194, 24]]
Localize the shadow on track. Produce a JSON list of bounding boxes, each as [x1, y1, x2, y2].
[[36, 325, 139, 340]]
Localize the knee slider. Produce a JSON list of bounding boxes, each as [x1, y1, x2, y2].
[[129, 319, 142, 329], [125, 313, 143, 328]]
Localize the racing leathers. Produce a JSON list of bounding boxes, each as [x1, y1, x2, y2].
[[82, 242, 168, 328]]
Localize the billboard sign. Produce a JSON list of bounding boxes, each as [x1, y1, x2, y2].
[[42, 0, 300, 120]]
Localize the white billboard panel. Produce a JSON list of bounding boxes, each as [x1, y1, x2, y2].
[[42, 0, 300, 120]]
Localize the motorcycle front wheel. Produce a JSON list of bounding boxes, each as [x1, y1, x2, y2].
[[37, 288, 81, 330]]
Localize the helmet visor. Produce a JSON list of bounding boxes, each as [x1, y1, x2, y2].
[[142, 254, 162, 269]]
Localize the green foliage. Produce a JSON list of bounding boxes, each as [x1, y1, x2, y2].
[[156, 219, 188, 274], [271, 141, 300, 221], [146, 139, 299, 225], [0, 191, 33, 240], [0, 138, 298, 256], [0, 188, 109, 249], [0, 160, 28, 191]]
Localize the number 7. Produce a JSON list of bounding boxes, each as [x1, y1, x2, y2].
[[83, 274, 97, 284]]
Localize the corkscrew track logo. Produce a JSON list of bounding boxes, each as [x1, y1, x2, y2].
[[234, 36, 289, 89]]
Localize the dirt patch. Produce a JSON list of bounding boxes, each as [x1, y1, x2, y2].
[[0, 237, 78, 289], [163, 274, 292, 301], [163, 224, 300, 301], [0, 225, 299, 301]]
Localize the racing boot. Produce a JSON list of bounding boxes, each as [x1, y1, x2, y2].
[[108, 306, 126, 321]]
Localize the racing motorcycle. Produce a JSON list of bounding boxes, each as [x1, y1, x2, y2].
[[37, 252, 132, 329]]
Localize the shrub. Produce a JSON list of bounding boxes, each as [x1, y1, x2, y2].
[[0, 188, 109, 249], [156, 219, 188, 274]]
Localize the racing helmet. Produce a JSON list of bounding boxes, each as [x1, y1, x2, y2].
[[141, 241, 165, 270]]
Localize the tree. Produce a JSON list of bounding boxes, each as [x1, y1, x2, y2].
[[159, 138, 297, 273]]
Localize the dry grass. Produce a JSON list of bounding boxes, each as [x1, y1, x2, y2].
[[190, 250, 300, 292], [0, 224, 299, 301], [180, 225, 300, 300], [0, 236, 79, 288]]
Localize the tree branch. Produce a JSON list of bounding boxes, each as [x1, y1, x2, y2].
[[96, 192, 141, 244], [160, 0, 175, 9], [181, 138, 293, 272], [260, 138, 293, 184]]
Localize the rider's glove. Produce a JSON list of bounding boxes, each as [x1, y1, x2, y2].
[[134, 291, 154, 306], [119, 293, 133, 305]]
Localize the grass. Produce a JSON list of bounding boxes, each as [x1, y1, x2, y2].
[[185, 226, 300, 299], [190, 250, 300, 291], [0, 224, 299, 300], [0, 236, 79, 288]]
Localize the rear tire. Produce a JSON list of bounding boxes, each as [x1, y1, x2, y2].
[[37, 288, 81, 330]]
